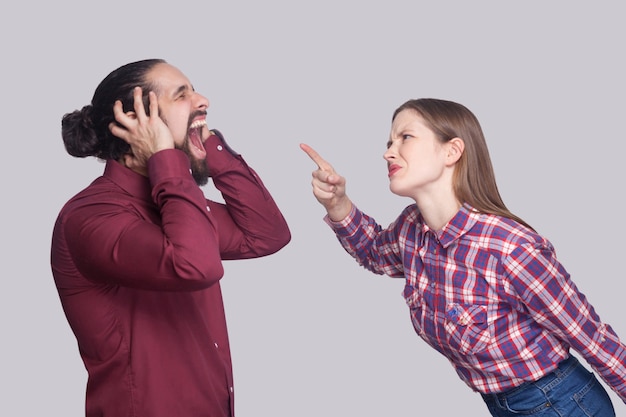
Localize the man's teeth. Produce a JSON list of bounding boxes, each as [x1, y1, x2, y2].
[[189, 120, 207, 129]]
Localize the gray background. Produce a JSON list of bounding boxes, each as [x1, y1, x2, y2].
[[2, 1, 624, 415]]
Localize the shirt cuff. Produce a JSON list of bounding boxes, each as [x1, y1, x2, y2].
[[147, 148, 192, 183], [203, 129, 242, 175], [323, 205, 360, 237]]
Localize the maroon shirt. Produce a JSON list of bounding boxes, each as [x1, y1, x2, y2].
[[51, 132, 290, 417]]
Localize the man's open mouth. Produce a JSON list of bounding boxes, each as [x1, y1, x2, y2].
[[187, 119, 207, 159]]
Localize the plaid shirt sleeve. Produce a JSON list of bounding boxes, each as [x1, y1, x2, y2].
[[324, 204, 406, 278], [504, 241, 626, 402]]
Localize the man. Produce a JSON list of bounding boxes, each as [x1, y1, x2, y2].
[[51, 59, 291, 417]]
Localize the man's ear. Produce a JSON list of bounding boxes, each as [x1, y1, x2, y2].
[[446, 137, 465, 165]]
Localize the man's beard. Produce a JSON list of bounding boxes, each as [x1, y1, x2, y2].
[[160, 110, 210, 186], [177, 138, 210, 186]]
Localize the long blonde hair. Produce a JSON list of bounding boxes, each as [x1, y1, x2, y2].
[[393, 98, 534, 231]]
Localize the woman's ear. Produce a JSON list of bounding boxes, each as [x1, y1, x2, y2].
[[446, 137, 465, 165]]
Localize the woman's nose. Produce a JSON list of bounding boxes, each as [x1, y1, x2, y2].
[[383, 147, 395, 162]]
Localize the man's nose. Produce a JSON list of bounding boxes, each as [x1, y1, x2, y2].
[[194, 93, 209, 110]]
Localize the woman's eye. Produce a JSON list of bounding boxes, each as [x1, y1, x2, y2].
[[402, 134, 412, 141]]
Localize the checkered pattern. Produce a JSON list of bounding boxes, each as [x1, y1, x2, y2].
[[326, 203, 626, 401]]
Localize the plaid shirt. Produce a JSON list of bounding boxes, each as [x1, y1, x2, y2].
[[326, 203, 626, 401]]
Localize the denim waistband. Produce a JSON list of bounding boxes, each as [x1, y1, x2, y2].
[[482, 355, 580, 400]]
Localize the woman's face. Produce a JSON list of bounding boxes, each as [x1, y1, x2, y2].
[[384, 109, 451, 199]]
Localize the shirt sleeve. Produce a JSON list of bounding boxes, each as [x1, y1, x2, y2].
[[504, 242, 626, 402], [64, 149, 224, 291], [324, 204, 405, 278], [202, 130, 291, 260], [61, 131, 290, 291]]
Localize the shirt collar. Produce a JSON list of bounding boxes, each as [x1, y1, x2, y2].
[[103, 160, 152, 201], [420, 203, 479, 248]]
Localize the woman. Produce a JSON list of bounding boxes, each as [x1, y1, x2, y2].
[[300, 98, 624, 416]]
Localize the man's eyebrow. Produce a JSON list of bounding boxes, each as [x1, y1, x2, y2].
[[173, 84, 193, 96]]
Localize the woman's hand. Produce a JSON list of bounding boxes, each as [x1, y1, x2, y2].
[[300, 143, 353, 221]]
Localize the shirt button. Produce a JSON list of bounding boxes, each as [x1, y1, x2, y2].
[[217, 145, 223, 151], [214, 342, 219, 349], [230, 386, 234, 393]]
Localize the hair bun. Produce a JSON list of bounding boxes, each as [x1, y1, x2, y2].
[[61, 104, 100, 158], [80, 105, 94, 129]]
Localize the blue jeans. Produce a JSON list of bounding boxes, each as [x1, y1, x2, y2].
[[481, 356, 615, 416]]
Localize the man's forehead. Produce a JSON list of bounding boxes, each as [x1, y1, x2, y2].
[[147, 63, 193, 94]]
